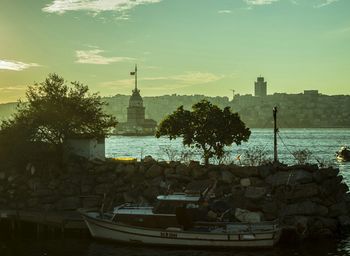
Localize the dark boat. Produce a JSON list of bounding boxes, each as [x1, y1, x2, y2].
[[336, 146, 350, 162]]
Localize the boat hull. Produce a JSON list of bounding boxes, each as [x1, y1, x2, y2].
[[81, 211, 281, 248]]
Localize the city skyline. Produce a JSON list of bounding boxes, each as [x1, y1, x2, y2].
[[1, 0, 349, 103]]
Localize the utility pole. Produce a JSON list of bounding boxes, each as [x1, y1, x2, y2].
[[273, 106, 278, 163], [230, 89, 235, 100]]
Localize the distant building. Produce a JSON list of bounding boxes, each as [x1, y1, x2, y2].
[[304, 90, 319, 96], [63, 137, 105, 161], [115, 66, 157, 135], [254, 77, 267, 97]]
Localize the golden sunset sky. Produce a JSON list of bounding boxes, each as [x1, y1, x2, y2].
[[0, 0, 349, 103]]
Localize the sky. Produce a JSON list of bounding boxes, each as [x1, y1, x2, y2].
[[0, 0, 349, 103]]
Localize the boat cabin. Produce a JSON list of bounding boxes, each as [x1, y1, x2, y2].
[[112, 193, 202, 229]]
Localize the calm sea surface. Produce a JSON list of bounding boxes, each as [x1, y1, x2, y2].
[[1, 129, 350, 256]]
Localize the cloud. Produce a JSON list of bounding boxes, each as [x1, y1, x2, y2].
[[100, 72, 224, 91], [244, 0, 279, 5], [142, 72, 224, 85], [75, 49, 134, 64], [218, 10, 232, 14], [42, 0, 162, 14], [0, 59, 39, 71], [314, 0, 339, 8]]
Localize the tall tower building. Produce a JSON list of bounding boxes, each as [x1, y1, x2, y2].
[[254, 76, 267, 97], [127, 65, 145, 125]]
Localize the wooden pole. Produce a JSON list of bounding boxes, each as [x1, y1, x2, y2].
[[273, 106, 278, 163]]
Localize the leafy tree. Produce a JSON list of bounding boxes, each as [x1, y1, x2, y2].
[[0, 73, 117, 164], [156, 100, 251, 165]]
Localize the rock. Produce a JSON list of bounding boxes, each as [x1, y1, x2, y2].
[[32, 188, 53, 197], [186, 180, 212, 194], [60, 183, 80, 196], [221, 170, 234, 184], [231, 167, 258, 178], [249, 177, 265, 186], [262, 201, 279, 215], [164, 168, 175, 175], [319, 176, 343, 195], [96, 172, 117, 183], [235, 208, 263, 223], [48, 179, 60, 190], [191, 167, 207, 179], [146, 164, 163, 178], [207, 210, 218, 220], [143, 186, 159, 202], [124, 164, 137, 174], [338, 215, 350, 227], [329, 202, 348, 217], [7, 175, 17, 183], [56, 196, 80, 210], [82, 197, 101, 208], [240, 178, 251, 187], [283, 201, 328, 216], [188, 161, 200, 170], [114, 164, 126, 173], [143, 155, 156, 164], [0, 172, 6, 180], [257, 165, 272, 178], [284, 183, 319, 200], [175, 164, 189, 176], [95, 164, 112, 173], [289, 216, 309, 235], [210, 200, 231, 213], [94, 184, 113, 195], [313, 168, 340, 183], [266, 170, 312, 187], [27, 178, 41, 191], [26, 198, 39, 208], [244, 186, 267, 200], [123, 192, 138, 202], [40, 196, 58, 204], [165, 174, 192, 182]]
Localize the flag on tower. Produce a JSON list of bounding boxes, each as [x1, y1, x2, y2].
[[130, 65, 137, 75]]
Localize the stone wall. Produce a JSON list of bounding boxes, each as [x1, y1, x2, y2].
[[0, 157, 349, 239]]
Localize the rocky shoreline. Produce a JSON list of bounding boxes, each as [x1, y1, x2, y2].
[[1, 156, 350, 240]]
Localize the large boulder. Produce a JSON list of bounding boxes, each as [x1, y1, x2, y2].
[[240, 178, 251, 187], [146, 164, 163, 178], [313, 168, 340, 183], [221, 170, 235, 184], [231, 167, 258, 178], [266, 170, 312, 187], [329, 202, 348, 217], [56, 196, 80, 210], [283, 201, 328, 216], [283, 183, 319, 200], [319, 176, 343, 196], [94, 183, 113, 195], [235, 208, 263, 223], [244, 186, 267, 200], [175, 164, 190, 176]]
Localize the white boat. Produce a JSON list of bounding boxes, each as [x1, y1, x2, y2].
[[79, 193, 281, 248]]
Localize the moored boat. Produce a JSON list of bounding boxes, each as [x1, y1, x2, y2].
[[79, 193, 281, 248], [336, 146, 350, 162]]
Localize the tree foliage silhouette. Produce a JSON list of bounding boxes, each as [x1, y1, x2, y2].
[[156, 100, 250, 165], [0, 73, 117, 164]]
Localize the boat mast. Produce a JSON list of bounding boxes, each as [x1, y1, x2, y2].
[[273, 106, 278, 163]]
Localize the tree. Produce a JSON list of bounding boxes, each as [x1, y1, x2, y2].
[[0, 73, 117, 164], [156, 100, 251, 165]]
